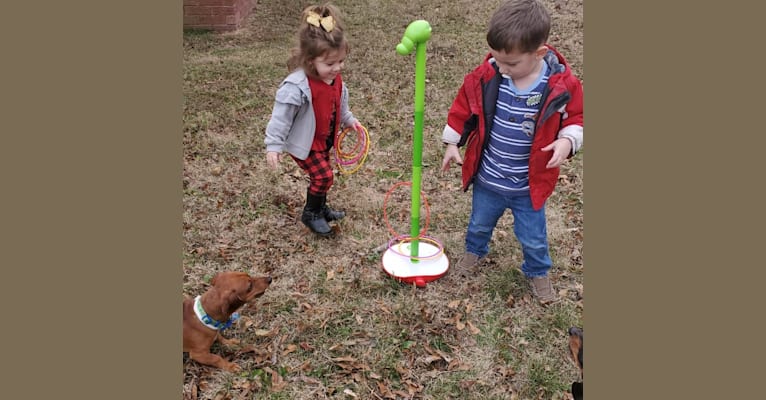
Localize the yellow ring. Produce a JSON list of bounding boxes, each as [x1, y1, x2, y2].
[[394, 236, 444, 260]]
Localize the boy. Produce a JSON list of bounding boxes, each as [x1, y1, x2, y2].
[[440, 0, 583, 304]]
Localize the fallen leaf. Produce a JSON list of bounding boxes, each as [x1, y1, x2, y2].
[[297, 360, 312, 372], [447, 299, 461, 309], [299, 342, 314, 351], [264, 367, 287, 392], [343, 388, 358, 398], [376, 381, 394, 398], [447, 312, 464, 329], [467, 321, 481, 335], [254, 328, 278, 337], [434, 349, 452, 363], [232, 379, 250, 389], [459, 380, 477, 390], [298, 375, 321, 384], [282, 344, 298, 355], [448, 360, 473, 371], [421, 355, 443, 365]]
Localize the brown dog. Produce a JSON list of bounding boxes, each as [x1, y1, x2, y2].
[[568, 326, 583, 400], [183, 271, 272, 371]]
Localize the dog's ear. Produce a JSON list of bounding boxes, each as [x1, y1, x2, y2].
[[221, 291, 236, 316], [210, 273, 220, 287], [220, 282, 248, 316], [568, 327, 583, 371]]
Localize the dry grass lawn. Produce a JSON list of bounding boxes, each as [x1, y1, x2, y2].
[[183, 0, 583, 398]]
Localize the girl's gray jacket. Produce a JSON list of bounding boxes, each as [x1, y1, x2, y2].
[[264, 69, 359, 160]]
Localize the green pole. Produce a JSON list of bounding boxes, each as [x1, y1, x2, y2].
[[396, 20, 431, 261]]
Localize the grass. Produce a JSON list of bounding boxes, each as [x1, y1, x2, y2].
[[183, 0, 583, 399]]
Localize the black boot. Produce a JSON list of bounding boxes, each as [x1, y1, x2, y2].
[[320, 195, 346, 222], [301, 191, 332, 236]]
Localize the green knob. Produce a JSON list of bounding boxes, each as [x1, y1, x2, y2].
[[396, 20, 432, 55]]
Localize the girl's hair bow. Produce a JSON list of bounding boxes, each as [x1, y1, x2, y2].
[[306, 11, 335, 32]]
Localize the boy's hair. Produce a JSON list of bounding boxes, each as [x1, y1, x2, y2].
[[486, 0, 550, 53], [287, 3, 350, 78]]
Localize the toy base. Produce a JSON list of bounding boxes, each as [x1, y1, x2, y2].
[[381, 241, 449, 287]]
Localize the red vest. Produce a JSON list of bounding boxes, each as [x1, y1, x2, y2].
[[307, 75, 343, 151]]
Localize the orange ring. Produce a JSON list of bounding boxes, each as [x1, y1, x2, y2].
[[382, 181, 431, 239]]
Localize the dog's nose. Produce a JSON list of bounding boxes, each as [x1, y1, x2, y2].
[[267, 276, 273, 284]]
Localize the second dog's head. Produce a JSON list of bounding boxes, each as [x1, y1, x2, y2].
[[208, 271, 272, 316], [568, 326, 583, 400], [568, 326, 583, 372]]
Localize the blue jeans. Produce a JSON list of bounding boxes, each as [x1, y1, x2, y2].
[[465, 183, 552, 277]]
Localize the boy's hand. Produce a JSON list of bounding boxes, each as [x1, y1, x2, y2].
[[441, 144, 463, 171], [266, 151, 282, 169], [541, 138, 573, 169]]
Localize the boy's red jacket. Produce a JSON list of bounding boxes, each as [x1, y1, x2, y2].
[[444, 45, 583, 210]]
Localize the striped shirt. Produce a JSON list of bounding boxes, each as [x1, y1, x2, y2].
[[477, 60, 550, 195]]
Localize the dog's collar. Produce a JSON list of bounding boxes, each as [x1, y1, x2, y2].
[[194, 295, 239, 331]]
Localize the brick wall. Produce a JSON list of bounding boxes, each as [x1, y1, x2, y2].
[[183, 0, 257, 32]]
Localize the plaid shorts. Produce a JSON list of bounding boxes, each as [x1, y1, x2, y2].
[[292, 149, 334, 196]]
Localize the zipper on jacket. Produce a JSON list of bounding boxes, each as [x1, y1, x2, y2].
[[481, 75, 501, 151], [466, 78, 489, 189]]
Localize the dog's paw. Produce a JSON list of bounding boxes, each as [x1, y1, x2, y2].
[[223, 362, 242, 373], [219, 337, 241, 347]]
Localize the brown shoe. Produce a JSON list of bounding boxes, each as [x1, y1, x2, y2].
[[456, 253, 486, 270], [528, 275, 559, 305]]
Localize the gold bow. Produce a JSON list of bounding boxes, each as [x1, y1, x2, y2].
[[306, 11, 335, 32]]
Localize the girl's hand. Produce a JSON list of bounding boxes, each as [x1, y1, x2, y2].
[[541, 138, 572, 169], [266, 151, 282, 169], [352, 121, 365, 134]]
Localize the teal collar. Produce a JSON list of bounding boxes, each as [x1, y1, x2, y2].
[[193, 295, 239, 331]]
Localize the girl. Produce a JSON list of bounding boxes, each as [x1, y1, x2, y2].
[[264, 4, 365, 237]]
